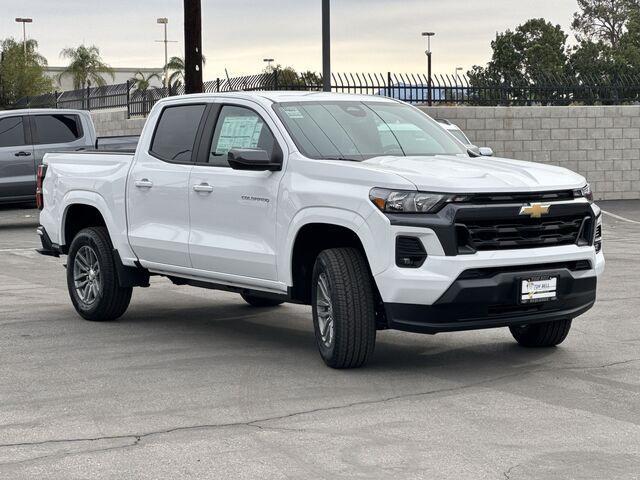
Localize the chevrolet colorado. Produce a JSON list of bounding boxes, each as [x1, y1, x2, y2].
[[37, 92, 604, 368]]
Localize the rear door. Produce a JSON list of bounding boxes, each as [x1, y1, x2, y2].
[[0, 115, 35, 200], [127, 103, 208, 268], [30, 113, 87, 163]]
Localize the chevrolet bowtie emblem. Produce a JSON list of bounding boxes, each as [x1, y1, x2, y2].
[[519, 203, 551, 218]]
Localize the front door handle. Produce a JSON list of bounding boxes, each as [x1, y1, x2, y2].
[[134, 179, 153, 189], [193, 183, 214, 193], [15, 151, 31, 157]]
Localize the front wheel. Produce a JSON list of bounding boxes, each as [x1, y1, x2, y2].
[[66, 227, 132, 322], [509, 319, 572, 347], [312, 248, 376, 369]]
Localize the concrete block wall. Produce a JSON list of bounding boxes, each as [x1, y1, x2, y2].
[[90, 109, 146, 137], [420, 105, 640, 200]]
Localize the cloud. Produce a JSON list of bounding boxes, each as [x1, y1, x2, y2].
[[1, 0, 578, 79]]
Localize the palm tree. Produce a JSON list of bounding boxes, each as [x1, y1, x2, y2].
[[129, 71, 161, 115], [58, 44, 114, 90], [129, 71, 161, 92], [165, 56, 185, 88], [164, 55, 206, 89]]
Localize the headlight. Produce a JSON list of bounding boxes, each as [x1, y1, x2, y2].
[[370, 188, 466, 213], [575, 183, 594, 203]]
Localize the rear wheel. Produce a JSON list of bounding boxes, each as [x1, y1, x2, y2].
[[509, 319, 572, 347], [240, 293, 284, 308], [312, 248, 376, 369], [66, 227, 132, 322]]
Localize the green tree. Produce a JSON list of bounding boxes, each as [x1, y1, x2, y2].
[[570, 0, 640, 77], [164, 55, 206, 89], [263, 64, 321, 88], [0, 37, 52, 107], [572, 0, 633, 47], [469, 19, 568, 82], [165, 56, 185, 88], [129, 71, 161, 92], [58, 44, 114, 90]]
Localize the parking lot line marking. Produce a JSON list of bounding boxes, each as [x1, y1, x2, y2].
[[0, 248, 37, 252], [602, 210, 640, 225]]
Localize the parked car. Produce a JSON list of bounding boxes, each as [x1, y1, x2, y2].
[[0, 109, 138, 204], [436, 118, 494, 156], [37, 92, 604, 368]]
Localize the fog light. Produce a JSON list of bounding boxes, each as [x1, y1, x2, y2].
[[396, 236, 427, 268]]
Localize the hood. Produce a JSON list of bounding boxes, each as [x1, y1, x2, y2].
[[361, 154, 586, 193]]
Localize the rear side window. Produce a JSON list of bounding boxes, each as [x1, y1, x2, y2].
[[33, 114, 82, 144], [0, 116, 26, 148], [150, 104, 206, 162]]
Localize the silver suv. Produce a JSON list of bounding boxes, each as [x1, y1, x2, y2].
[[0, 109, 96, 203]]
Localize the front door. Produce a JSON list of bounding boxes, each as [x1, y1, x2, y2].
[[0, 115, 35, 200], [188, 102, 285, 281], [127, 103, 208, 268]]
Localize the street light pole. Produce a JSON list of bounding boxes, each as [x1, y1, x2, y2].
[[184, 0, 203, 94], [263, 58, 274, 70], [422, 32, 435, 106], [15, 18, 33, 57], [157, 18, 169, 89], [322, 0, 331, 92]]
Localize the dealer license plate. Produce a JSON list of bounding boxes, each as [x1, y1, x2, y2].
[[520, 276, 558, 304]]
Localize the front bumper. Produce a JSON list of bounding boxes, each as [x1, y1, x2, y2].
[[384, 262, 597, 334]]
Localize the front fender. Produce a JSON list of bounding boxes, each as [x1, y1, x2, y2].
[[279, 206, 389, 286]]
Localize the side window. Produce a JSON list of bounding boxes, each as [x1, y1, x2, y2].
[[0, 117, 26, 148], [150, 104, 206, 162], [208, 106, 275, 167], [33, 114, 82, 144]]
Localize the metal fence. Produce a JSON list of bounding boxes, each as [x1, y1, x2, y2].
[[14, 71, 640, 117]]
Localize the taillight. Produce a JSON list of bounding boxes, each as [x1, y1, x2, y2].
[[36, 164, 47, 210]]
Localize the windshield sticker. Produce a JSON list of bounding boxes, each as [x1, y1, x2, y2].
[[282, 106, 304, 119]]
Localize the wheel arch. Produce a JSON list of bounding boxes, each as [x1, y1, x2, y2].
[[283, 208, 383, 304], [59, 191, 135, 261]]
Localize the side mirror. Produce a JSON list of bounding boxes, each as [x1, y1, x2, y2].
[[227, 148, 282, 171], [478, 147, 494, 157]]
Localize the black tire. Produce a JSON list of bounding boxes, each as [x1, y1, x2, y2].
[[311, 248, 376, 369], [66, 226, 132, 322], [240, 293, 284, 308], [509, 319, 573, 347]]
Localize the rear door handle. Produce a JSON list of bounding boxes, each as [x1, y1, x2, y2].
[[193, 183, 214, 193], [15, 151, 31, 157], [134, 179, 153, 189]]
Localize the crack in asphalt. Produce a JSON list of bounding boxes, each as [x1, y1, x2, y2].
[[1, 357, 639, 466], [0, 371, 522, 459], [503, 463, 522, 479]]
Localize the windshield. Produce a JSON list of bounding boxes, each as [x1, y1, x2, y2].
[[273, 101, 467, 161]]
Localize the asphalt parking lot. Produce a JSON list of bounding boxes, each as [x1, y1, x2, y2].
[[0, 202, 639, 479]]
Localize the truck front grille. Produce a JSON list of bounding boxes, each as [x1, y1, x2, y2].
[[456, 214, 592, 252]]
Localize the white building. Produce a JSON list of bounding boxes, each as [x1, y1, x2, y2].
[[45, 67, 164, 91]]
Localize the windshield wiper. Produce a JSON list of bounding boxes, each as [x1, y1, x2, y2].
[[321, 156, 362, 162]]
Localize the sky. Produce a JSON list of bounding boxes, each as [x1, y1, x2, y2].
[[1, 0, 580, 79]]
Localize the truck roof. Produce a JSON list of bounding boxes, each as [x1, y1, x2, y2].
[[156, 91, 399, 107], [0, 108, 90, 116]]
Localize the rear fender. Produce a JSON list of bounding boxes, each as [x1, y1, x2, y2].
[[60, 190, 138, 265]]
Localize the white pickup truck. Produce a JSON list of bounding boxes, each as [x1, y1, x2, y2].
[[37, 92, 604, 368]]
